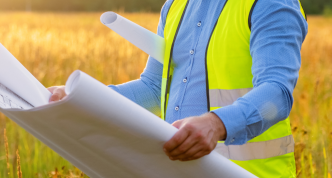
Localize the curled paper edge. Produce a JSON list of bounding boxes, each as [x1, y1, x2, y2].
[[101, 12, 165, 64]]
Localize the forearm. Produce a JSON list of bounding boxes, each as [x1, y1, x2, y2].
[[212, 0, 308, 146], [212, 82, 292, 145], [108, 1, 171, 116], [109, 57, 162, 115]]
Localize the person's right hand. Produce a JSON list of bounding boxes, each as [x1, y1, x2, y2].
[[47, 86, 67, 103]]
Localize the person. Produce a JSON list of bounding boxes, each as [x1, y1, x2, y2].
[[48, 0, 308, 177]]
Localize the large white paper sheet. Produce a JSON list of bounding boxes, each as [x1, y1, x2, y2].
[[100, 12, 165, 64], [0, 43, 51, 107], [0, 71, 256, 178], [0, 83, 33, 109]]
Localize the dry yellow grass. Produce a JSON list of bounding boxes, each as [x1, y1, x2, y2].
[[4, 129, 10, 176], [0, 12, 331, 177], [16, 150, 22, 178], [292, 16, 332, 177]]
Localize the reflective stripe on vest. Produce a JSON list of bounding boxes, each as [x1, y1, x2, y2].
[[162, 0, 306, 177], [209, 88, 253, 107], [215, 135, 294, 161]]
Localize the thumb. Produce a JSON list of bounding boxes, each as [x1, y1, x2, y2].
[[49, 87, 66, 102], [172, 120, 184, 129]]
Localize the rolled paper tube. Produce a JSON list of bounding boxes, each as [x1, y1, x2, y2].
[[1, 70, 257, 178], [101, 12, 165, 64]]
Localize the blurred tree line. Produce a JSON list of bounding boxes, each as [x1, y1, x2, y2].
[[0, 0, 166, 12], [0, 0, 331, 14], [301, 0, 332, 14]]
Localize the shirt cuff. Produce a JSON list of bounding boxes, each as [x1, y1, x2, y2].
[[212, 105, 247, 145], [211, 101, 248, 145], [212, 98, 262, 145]]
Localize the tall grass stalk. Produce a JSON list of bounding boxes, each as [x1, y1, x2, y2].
[[324, 146, 328, 178], [4, 129, 10, 176], [309, 153, 314, 178], [16, 149, 22, 178]]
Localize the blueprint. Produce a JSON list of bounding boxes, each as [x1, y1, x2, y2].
[[0, 83, 33, 109]]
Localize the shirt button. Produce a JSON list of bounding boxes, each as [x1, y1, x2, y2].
[[175, 107, 179, 111], [197, 22, 202, 27], [231, 138, 235, 143], [190, 50, 194, 55], [183, 78, 187, 83]]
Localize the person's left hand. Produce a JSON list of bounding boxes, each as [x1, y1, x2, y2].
[[163, 112, 227, 162], [48, 86, 67, 103]]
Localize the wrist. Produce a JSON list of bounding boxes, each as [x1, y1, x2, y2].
[[204, 112, 227, 141]]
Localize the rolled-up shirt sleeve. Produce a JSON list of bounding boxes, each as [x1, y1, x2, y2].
[[212, 0, 308, 145]]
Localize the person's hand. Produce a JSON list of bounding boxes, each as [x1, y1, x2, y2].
[[163, 112, 227, 162], [47, 86, 67, 103]]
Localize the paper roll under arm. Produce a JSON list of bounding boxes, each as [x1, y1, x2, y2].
[[100, 12, 165, 64]]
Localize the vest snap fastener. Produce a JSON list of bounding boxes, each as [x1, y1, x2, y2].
[[175, 107, 179, 111]]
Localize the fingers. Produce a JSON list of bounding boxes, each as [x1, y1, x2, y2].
[[47, 86, 57, 93], [178, 137, 216, 161], [163, 126, 190, 157], [166, 131, 215, 161], [164, 115, 222, 162], [166, 133, 199, 158], [181, 150, 210, 162], [48, 86, 66, 103], [172, 120, 183, 129]]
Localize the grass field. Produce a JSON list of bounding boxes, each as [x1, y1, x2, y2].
[[0, 12, 331, 178]]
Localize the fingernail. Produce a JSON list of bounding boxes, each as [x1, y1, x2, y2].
[[163, 148, 167, 152], [170, 157, 175, 160]]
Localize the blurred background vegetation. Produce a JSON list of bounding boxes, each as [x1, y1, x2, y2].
[[0, 0, 165, 12], [0, 0, 331, 178], [0, 0, 331, 14]]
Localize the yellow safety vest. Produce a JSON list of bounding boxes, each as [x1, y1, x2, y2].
[[161, 0, 306, 177]]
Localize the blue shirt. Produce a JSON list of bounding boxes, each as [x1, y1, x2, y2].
[[109, 0, 308, 145]]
